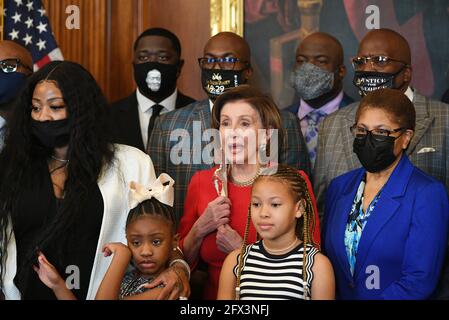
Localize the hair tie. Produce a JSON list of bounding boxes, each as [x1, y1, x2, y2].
[[128, 173, 175, 209]]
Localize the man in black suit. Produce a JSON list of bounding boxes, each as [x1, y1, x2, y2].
[[109, 28, 195, 152]]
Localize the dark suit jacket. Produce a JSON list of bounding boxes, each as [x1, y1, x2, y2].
[[323, 155, 449, 299], [147, 99, 311, 222], [442, 88, 449, 104], [109, 90, 195, 152], [285, 92, 354, 115]]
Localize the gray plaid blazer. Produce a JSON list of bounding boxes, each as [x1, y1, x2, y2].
[[147, 99, 311, 223], [314, 91, 449, 217]]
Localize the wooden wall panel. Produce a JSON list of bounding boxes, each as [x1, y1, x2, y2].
[[42, 0, 109, 96], [146, 0, 211, 101], [108, 0, 141, 102], [41, 0, 210, 103]]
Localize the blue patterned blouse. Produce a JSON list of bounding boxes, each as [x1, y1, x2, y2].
[[344, 177, 382, 276]]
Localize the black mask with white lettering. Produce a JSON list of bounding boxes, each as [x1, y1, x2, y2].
[[201, 69, 245, 101], [353, 67, 405, 97]]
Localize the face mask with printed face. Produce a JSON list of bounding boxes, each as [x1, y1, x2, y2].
[[134, 62, 179, 102]]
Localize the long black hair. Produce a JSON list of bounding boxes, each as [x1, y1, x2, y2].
[[0, 61, 115, 292]]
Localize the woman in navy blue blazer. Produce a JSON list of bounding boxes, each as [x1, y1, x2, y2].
[[323, 88, 449, 300]]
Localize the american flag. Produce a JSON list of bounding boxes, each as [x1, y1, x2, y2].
[[1, 0, 63, 70]]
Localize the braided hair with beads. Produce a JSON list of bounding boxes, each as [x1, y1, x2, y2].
[[235, 164, 317, 300]]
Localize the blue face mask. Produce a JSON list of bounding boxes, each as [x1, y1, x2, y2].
[[0, 72, 27, 104]]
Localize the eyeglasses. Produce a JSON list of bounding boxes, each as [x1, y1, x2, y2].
[[351, 55, 407, 70], [350, 125, 406, 141], [0, 58, 33, 73], [198, 57, 250, 70]]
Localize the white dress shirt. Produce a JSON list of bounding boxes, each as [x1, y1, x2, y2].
[[405, 86, 414, 102], [136, 89, 178, 149], [209, 99, 214, 112]]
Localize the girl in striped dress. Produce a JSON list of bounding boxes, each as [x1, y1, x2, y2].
[[217, 165, 335, 300]]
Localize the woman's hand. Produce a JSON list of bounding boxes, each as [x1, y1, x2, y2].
[[32, 252, 65, 291], [195, 196, 231, 238], [142, 266, 191, 300], [216, 224, 243, 254], [33, 252, 77, 300]]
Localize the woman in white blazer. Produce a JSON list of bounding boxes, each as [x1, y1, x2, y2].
[[0, 61, 188, 300]]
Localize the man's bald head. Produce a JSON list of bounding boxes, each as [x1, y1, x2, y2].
[[355, 28, 412, 93], [202, 32, 252, 86], [0, 41, 33, 74], [204, 32, 251, 63], [298, 32, 344, 66], [359, 29, 411, 65]]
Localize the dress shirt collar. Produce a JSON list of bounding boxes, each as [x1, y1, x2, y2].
[[298, 90, 344, 121], [209, 99, 214, 112], [405, 86, 414, 102], [136, 88, 178, 113]]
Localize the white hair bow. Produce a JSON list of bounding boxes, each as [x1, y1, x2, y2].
[[128, 173, 175, 209]]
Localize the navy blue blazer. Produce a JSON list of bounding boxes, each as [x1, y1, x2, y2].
[[285, 92, 354, 115], [323, 155, 449, 299]]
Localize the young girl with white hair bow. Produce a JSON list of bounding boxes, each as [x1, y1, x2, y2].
[[33, 174, 187, 300]]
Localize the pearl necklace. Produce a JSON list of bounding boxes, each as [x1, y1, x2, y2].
[[230, 166, 262, 187], [263, 237, 300, 254]]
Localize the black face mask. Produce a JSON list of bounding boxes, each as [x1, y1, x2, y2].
[[353, 134, 399, 173], [133, 62, 179, 102], [31, 119, 71, 148], [201, 68, 245, 101], [353, 67, 405, 96]]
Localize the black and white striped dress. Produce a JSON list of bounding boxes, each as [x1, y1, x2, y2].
[[233, 240, 319, 300]]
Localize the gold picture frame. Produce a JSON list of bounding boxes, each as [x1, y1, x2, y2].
[[210, 0, 244, 36]]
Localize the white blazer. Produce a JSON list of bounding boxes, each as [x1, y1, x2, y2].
[[2, 144, 157, 300]]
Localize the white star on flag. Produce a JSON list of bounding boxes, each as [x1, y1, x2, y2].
[[25, 17, 33, 29], [36, 39, 47, 51], [23, 33, 33, 45], [36, 21, 47, 34], [9, 29, 20, 40], [26, 1, 34, 11], [12, 12, 22, 23], [4, 0, 65, 70], [38, 7, 46, 17]]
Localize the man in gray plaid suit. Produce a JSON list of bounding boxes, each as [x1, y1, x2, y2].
[[148, 32, 310, 223], [314, 28, 449, 298]]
